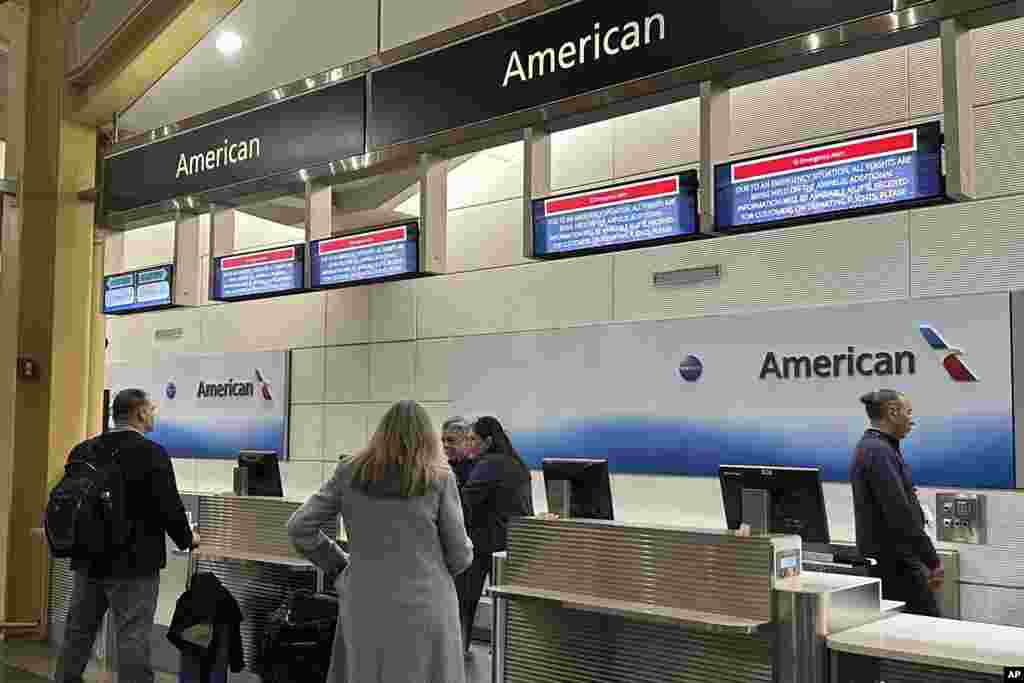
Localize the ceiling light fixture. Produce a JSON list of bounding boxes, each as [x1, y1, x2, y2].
[[216, 31, 243, 56]]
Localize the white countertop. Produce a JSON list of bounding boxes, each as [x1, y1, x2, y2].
[[827, 614, 1024, 674], [774, 571, 879, 595], [880, 600, 904, 614]]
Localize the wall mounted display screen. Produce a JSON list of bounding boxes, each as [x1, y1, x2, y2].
[[533, 172, 699, 258], [212, 245, 306, 302], [103, 265, 174, 314], [715, 122, 944, 231], [310, 223, 419, 289]]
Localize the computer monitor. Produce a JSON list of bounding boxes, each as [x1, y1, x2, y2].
[[542, 458, 614, 520], [719, 465, 830, 544], [237, 450, 283, 497]]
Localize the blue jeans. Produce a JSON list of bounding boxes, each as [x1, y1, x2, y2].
[[56, 571, 160, 683]]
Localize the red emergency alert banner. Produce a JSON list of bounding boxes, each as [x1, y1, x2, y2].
[[732, 129, 918, 183], [545, 176, 680, 217], [222, 247, 296, 271], [319, 226, 409, 255]]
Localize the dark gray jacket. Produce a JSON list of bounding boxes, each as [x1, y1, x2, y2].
[[850, 429, 939, 569]]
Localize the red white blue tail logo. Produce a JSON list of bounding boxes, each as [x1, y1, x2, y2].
[[919, 325, 978, 382], [255, 368, 273, 401]]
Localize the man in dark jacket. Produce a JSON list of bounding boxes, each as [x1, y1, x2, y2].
[[56, 389, 199, 683], [850, 389, 943, 617], [442, 416, 474, 488]]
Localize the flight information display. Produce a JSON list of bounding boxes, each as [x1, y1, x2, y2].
[[310, 223, 419, 289], [715, 122, 945, 231], [532, 172, 699, 258], [212, 245, 306, 302], [103, 265, 174, 314]]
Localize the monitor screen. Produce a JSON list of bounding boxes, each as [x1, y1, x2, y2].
[[238, 450, 283, 497], [542, 458, 614, 520], [715, 122, 945, 232], [103, 265, 175, 314], [719, 465, 830, 544], [532, 171, 699, 258], [309, 223, 419, 289], [212, 245, 306, 302]]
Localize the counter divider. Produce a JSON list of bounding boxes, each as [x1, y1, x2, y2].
[[488, 583, 772, 634]]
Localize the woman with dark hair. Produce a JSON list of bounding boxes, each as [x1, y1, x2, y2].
[[457, 416, 534, 657]]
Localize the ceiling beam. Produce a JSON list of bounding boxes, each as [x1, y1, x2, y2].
[[67, 0, 243, 128]]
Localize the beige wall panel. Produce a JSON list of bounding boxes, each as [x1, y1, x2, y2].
[[281, 461, 325, 503], [290, 347, 325, 404], [613, 99, 700, 179], [370, 342, 417, 403], [551, 119, 615, 191], [421, 402, 454, 440], [200, 292, 325, 353], [910, 195, 1024, 297], [288, 405, 325, 462], [909, 39, 943, 119], [381, 0, 521, 51], [415, 338, 452, 403], [417, 256, 614, 339], [449, 143, 524, 210], [447, 199, 530, 273], [324, 345, 371, 403], [106, 308, 204, 364], [123, 222, 175, 270], [325, 287, 372, 347], [613, 213, 910, 322], [976, 98, 1024, 198], [975, 16, 1024, 106], [731, 48, 909, 154], [194, 460, 235, 495], [323, 404, 373, 460], [171, 458, 197, 495], [370, 281, 417, 343]]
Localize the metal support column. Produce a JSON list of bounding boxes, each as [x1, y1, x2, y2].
[[699, 80, 731, 234], [941, 17, 977, 201], [522, 126, 551, 259]]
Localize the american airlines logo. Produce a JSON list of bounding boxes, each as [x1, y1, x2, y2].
[[196, 368, 274, 400], [918, 325, 978, 382]]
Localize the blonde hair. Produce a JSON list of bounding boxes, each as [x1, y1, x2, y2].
[[346, 400, 447, 497]]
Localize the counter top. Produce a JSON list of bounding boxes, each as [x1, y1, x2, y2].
[[489, 583, 770, 634], [774, 571, 879, 595], [827, 614, 1024, 674], [880, 600, 904, 614]]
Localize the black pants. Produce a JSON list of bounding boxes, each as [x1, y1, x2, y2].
[[456, 551, 493, 652], [871, 556, 941, 617], [55, 570, 161, 683]]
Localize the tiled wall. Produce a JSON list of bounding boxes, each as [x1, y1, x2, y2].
[[108, 18, 1024, 626]]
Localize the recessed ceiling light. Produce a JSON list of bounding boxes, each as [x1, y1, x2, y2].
[[216, 31, 243, 56]]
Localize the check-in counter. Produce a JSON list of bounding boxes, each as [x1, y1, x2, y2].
[[489, 517, 1022, 683], [829, 615, 1023, 682], [48, 493, 337, 678]]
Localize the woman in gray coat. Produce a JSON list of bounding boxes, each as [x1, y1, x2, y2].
[[287, 400, 474, 683]]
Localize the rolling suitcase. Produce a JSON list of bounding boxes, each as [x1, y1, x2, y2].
[[257, 590, 340, 683]]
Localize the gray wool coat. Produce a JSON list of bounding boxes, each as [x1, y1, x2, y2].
[[287, 461, 474, 683]]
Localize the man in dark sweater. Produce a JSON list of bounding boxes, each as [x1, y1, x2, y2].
[[56, 389, 200, 683], [850, 389, 943, 617]]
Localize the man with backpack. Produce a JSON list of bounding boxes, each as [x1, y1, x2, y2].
[[52, 388, 200, 683]]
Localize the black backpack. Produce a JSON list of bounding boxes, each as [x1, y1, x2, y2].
[[257, 591, 339, 683], [45, 436, 132, 560]]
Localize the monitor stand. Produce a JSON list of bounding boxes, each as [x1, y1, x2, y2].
[[741, 487, 771, 535], [546, 480, 572, 518]]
